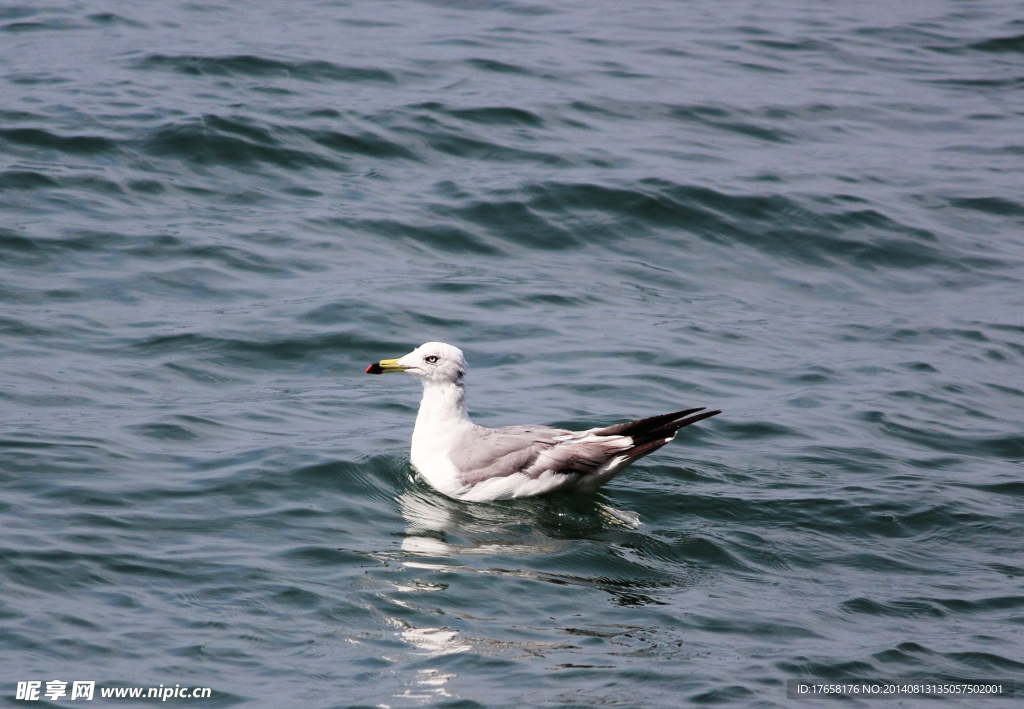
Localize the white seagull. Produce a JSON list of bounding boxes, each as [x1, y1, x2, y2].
[[366, 342, 720, 502]]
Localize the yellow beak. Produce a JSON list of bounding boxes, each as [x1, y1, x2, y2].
[[365, 358, 408, 375]]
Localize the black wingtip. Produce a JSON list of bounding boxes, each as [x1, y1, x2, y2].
[[591, 407, 715, 438], [621, 408, 721, 447], [679, 409, 721, 427]]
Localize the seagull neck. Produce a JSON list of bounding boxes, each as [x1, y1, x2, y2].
[[416, 380, 470, 426]]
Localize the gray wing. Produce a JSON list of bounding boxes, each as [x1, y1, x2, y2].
[[449, 424, 629, 487], [448, 408, 722, 488]]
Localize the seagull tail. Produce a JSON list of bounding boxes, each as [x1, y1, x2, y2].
[[597, 408, 722, 460], [606, 409, 720, 465], [619, 437, 675, 462]]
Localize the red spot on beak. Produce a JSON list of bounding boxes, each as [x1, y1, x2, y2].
[[366, 362, 383, 374]]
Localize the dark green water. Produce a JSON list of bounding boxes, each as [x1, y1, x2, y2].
[[2, 1, 1023, 707]]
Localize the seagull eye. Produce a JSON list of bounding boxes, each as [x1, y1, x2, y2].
[[424, 355, 439, 364]]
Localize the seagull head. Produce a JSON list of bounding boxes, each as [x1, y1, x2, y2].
[[366, 342, 467, 385]]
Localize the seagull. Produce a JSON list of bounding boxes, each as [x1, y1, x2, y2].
[[366, 342, 720, 502]]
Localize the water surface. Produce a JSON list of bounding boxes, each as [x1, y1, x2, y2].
[[2, 0, 1023, 706]]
